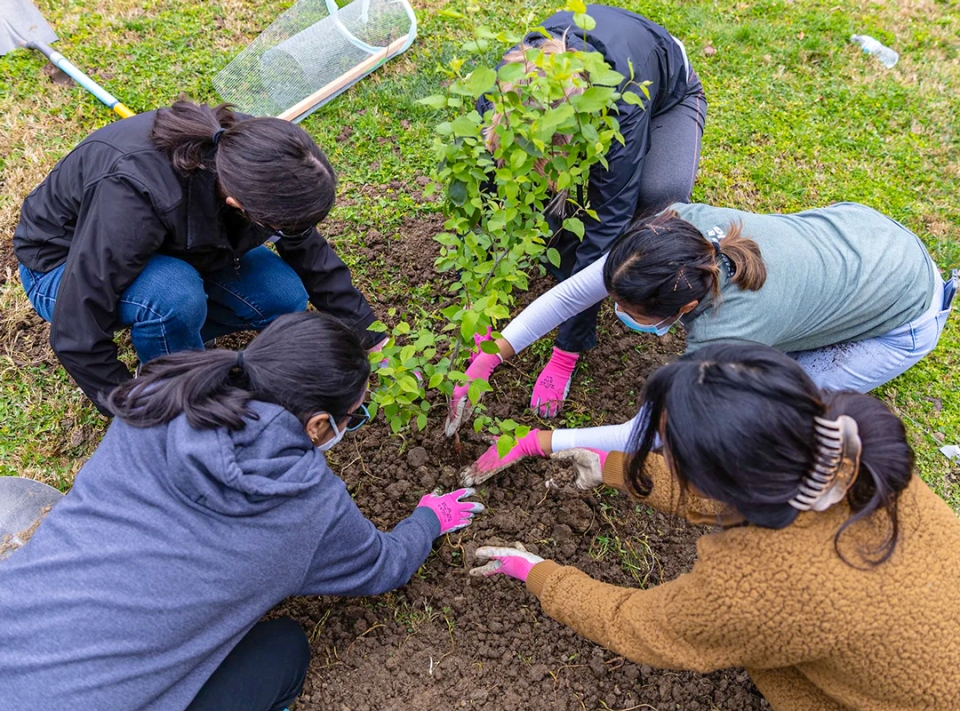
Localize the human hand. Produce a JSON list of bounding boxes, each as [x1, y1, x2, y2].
[[530, 348, 579, 417], [550, 448, 608, 489], [444, 350, 502, 437], [469, 542, 544, 582], [460, 429, 545, 486], [416, 488, 485, 535]]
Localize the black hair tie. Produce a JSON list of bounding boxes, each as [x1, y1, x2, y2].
[[710, 238, 722, 257], [235, 350, 244, 370], [212, 127, 226, 146]]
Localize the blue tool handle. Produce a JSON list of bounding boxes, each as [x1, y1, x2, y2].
[[29, 40, 135, 118]]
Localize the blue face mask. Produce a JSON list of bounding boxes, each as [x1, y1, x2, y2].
[[615, 303, 679, 337]]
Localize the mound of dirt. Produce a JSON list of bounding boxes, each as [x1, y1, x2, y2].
[[274, 220, 769, 710], [0, 216, 768, 709]]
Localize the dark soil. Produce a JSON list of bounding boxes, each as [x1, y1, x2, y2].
[[0, 215, 768, 709], [277, 217, 769, 710]]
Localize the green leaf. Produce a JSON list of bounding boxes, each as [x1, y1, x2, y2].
[[417, 94, 448, 109], [429, 373, 444, 389], [546, 247, 561, 267], [622, 91, 645, 107], [451, 113, 481, 137], [399, 376, 420, 394], [480, 339, 500, 355], [590, 67, 625, 87], [448, 179, 468, 206], [572, 12, 596, 31], [576, 86, 617, 113], [565, 0, 587, 13], [368, 320, 388, 333], [461, 38, 490, 53], [496, 435, 517, 459], [460, 309, 480, 340], [563, 217, 585, 239], [468, 66, 497, 98], [416, 413, 428, 431], [498, 62, 525, 83]]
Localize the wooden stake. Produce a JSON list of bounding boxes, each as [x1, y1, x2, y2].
[[277, 34, 410, 121]]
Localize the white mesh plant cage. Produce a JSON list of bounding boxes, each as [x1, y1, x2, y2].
[[214, 0, 417, 122]]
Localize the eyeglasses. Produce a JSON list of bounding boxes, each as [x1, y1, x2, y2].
[[245, 213, 315, 241], [345, 403, 371, 432]]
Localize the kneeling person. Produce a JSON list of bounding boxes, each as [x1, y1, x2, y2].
[[15, 100, 384, 414]]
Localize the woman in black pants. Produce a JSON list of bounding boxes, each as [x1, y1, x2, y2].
[[464, 4, 706, 423]]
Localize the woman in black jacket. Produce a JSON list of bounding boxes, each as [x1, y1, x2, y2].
[[14, 100, 382, 414], [473, 5, 706, 418]]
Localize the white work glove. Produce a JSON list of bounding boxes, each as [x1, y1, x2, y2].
[[549, 448, 609, 489], [469, 542, 544, 582]]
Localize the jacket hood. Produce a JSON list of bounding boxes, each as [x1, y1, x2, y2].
[[160, 400, 326, 516]]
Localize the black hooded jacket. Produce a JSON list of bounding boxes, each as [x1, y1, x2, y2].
[[13, 111, 378, 412], [476, 6, 694, 273]]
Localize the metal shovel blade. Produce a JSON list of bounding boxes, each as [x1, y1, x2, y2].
[[0, 477, 63, 559], [0, 0, 59, 55]]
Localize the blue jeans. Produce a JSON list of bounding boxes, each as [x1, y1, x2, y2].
[[19, 247, 308, 364], [790, 270, 957, 393]]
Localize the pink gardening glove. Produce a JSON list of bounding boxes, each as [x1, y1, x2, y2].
[[469, 543, 545, 582], [530, 347, 579, 418], [460, 429, 545, 486], [444, 350, 503, 437], [550, 448, 608, 489], [416, 488, 485, 535]]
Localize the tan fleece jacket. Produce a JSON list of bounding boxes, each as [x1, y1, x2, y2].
[[526, 453, 960, 710]]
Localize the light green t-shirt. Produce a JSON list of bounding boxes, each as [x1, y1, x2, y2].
[[671, 202, 937, 353]]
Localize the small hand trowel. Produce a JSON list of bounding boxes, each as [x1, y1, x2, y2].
[[1, 0, 135, 118], [0, 476, 64, 560]]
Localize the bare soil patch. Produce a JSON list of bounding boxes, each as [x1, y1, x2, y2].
[[278, 218, 769, 710], [0, 213, 767, 709]]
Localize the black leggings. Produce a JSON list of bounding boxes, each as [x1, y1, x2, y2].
[[554, 70, 707, 353], [187, 618, 310, 711]]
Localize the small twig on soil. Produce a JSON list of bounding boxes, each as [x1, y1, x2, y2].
[[343, 623, 384, 656], [352, 438, 370, 476], [309, 609, 332, 643], [548, 663, 587, 687], [443, 531, 467, 568]]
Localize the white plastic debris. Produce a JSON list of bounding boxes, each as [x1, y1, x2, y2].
[[940, 445, 960, 462]]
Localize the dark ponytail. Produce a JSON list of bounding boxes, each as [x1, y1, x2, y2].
[[603, 211, 767, 319], [107, 312, 370, 431], [821, 390, 914, 565], [150, 100, 337, 234], [625, 343, 914, 566]]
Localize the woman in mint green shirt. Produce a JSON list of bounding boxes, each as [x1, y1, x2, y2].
[[448, 202, 956, 484]]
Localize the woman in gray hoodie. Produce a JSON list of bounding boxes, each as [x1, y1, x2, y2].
[[0, 312, 482, 711]]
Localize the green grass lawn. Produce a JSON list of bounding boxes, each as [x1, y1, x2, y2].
[[1, 0, 957, 507]]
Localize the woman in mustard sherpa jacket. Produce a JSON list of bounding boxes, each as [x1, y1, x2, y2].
[[470, 343, 960, 711]]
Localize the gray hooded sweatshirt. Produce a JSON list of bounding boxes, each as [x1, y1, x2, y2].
[[0, 401, 440, 711]]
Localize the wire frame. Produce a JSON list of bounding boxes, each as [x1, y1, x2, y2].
[[213, 0, 416, 121]]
